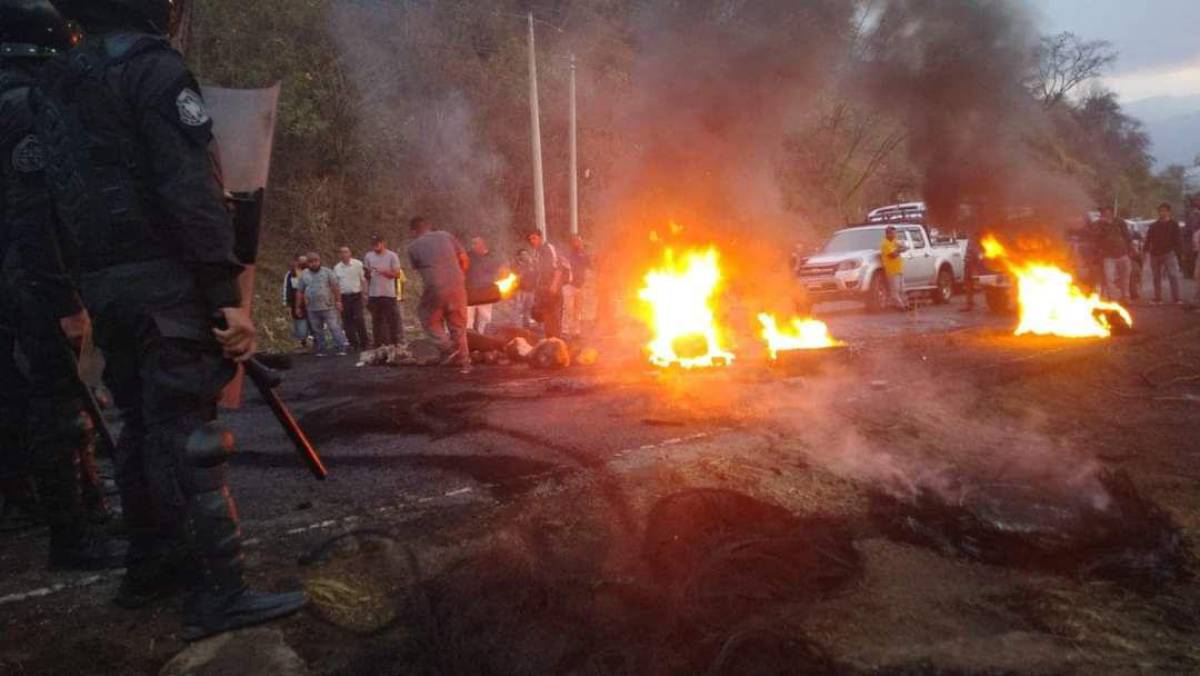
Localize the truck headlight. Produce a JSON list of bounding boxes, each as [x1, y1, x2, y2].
[[837, 259, 863, 272]]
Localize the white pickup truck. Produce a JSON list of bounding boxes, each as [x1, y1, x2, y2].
[[796, 222, 966, 311]]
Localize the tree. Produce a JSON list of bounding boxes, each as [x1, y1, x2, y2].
[[1029, 32, 1116, 106]]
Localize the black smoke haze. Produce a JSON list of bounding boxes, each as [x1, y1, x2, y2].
[[856, 0, 1089, 229]]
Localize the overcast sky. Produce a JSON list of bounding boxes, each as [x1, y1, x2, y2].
[[1030, 0, 1200, 102]]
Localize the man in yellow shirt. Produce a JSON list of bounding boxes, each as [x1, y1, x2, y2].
[[880, 226, 909, 310]]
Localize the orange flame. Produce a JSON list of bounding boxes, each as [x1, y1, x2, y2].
[[757, 314, 841, 359], [495, 273, 518, 298], [980, 235, 1132, 338], [638, 247, 735, 368]]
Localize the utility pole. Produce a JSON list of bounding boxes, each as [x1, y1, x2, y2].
[[527, 13, 547, 239], [569, 54, 579, 237]]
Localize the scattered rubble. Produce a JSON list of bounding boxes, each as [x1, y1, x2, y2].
[[159, 628, 308, 676]]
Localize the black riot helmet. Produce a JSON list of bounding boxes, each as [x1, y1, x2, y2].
[[49, 0, 182, 36], [0, 0, 73, 58]]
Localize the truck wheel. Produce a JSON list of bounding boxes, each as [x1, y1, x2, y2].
[[866, 272, 887, 312], [932, 266, 954, 305], [985, 287, 1010, 314]]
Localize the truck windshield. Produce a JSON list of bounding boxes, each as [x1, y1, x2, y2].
[[822, 229, 883, 254]]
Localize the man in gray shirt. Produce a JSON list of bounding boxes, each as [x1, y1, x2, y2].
[[363, 235, 405, 347], [407, 217, 471, 373], [297, 252, 350, 356]]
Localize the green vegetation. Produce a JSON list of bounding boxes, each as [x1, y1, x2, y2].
[[186, 1, 1191, 344]]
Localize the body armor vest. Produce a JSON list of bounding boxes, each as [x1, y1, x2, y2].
[[0, 67, 34, 266], [36, 34, 173, 272]]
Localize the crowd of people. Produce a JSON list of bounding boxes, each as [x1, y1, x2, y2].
[[1084, 199, 1200, 306], [284, 225, 594, 372], [873, 199, 1200, 314]]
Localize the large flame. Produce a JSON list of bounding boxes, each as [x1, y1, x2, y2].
[[757, 314, 841, 359], [981, 235, 1132, 338], [638, 247, 735, 368]]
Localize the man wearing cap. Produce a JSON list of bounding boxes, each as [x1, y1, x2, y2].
[[526, 230, 570, 337], [364, 235, 404, 347]]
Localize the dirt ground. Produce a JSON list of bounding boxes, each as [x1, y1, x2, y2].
[[2, 299, 1199, 675]]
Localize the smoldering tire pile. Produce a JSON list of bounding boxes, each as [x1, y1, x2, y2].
[[317, 489, 859, 675], [869, 469, 1192, 589]]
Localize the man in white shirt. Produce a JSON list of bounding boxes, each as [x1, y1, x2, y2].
[[334, 246, 369, 351]]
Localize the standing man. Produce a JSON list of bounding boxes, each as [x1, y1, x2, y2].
[[1180, 196, 1200, 278], [0, 0, 123, 568], [1192, 222, 1200, 306], [1145, 203, 1182, 305], [364, 234, 404, 347], [562, 235, 592, 338], [297, 252, 349, 356], [283, 253, 310, 352], [37, 0, 305, 638], [465, 235, 502, 335], [959, 237, 981, 312], [407, 217, 471, 373], [334, 245, 369, 351], [526, 230, 570, 337], [513, 248, 536, 328], [880, 226, 908, 311], [1094, 206, 1133, 302]]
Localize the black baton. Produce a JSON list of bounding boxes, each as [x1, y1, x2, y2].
[[214, 313, 327, 480], [241, 357, 328, 480]]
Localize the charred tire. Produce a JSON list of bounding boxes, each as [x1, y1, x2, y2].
[[866, 272, 887, 312], [933, 266, 954, 305], [985, 286, 1010, 314]]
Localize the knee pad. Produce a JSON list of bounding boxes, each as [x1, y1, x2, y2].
[[182, 422, 235, 496]]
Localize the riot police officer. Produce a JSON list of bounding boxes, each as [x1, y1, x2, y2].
[[37, 0, 306, 640], [0, 0, 124, 569]]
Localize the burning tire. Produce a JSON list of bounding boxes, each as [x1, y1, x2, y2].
[[985, 286, 1011, 314], [932, 266, 954, 305]]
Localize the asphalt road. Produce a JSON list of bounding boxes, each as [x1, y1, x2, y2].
[[2, 285, 1199, 674]]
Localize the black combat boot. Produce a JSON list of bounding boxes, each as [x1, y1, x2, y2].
[[179, 424, 305, 641], [0, 493, 43, 533], [48, 526, 127, 570], [113, 534, 187, 608], [0, 473, 43, 532]]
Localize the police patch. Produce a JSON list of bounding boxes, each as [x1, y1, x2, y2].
[[176, 88, 211, 127], [11, 134, 46, 173]]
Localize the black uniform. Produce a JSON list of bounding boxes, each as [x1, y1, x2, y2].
[[0, 56, 116, 565], [35, 26, 304, 639]]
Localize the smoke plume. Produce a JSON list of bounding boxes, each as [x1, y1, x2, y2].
[[855, 0, 1089, 228], [330, 2, 511, 240]]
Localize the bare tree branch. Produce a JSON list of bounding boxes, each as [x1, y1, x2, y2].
[[1030, 32, 1117, 106]]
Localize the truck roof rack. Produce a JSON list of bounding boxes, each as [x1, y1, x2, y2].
[[866, 202, 927, 224]]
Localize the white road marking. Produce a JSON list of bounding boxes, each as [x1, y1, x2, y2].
[[1, 429, 730, 609]]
